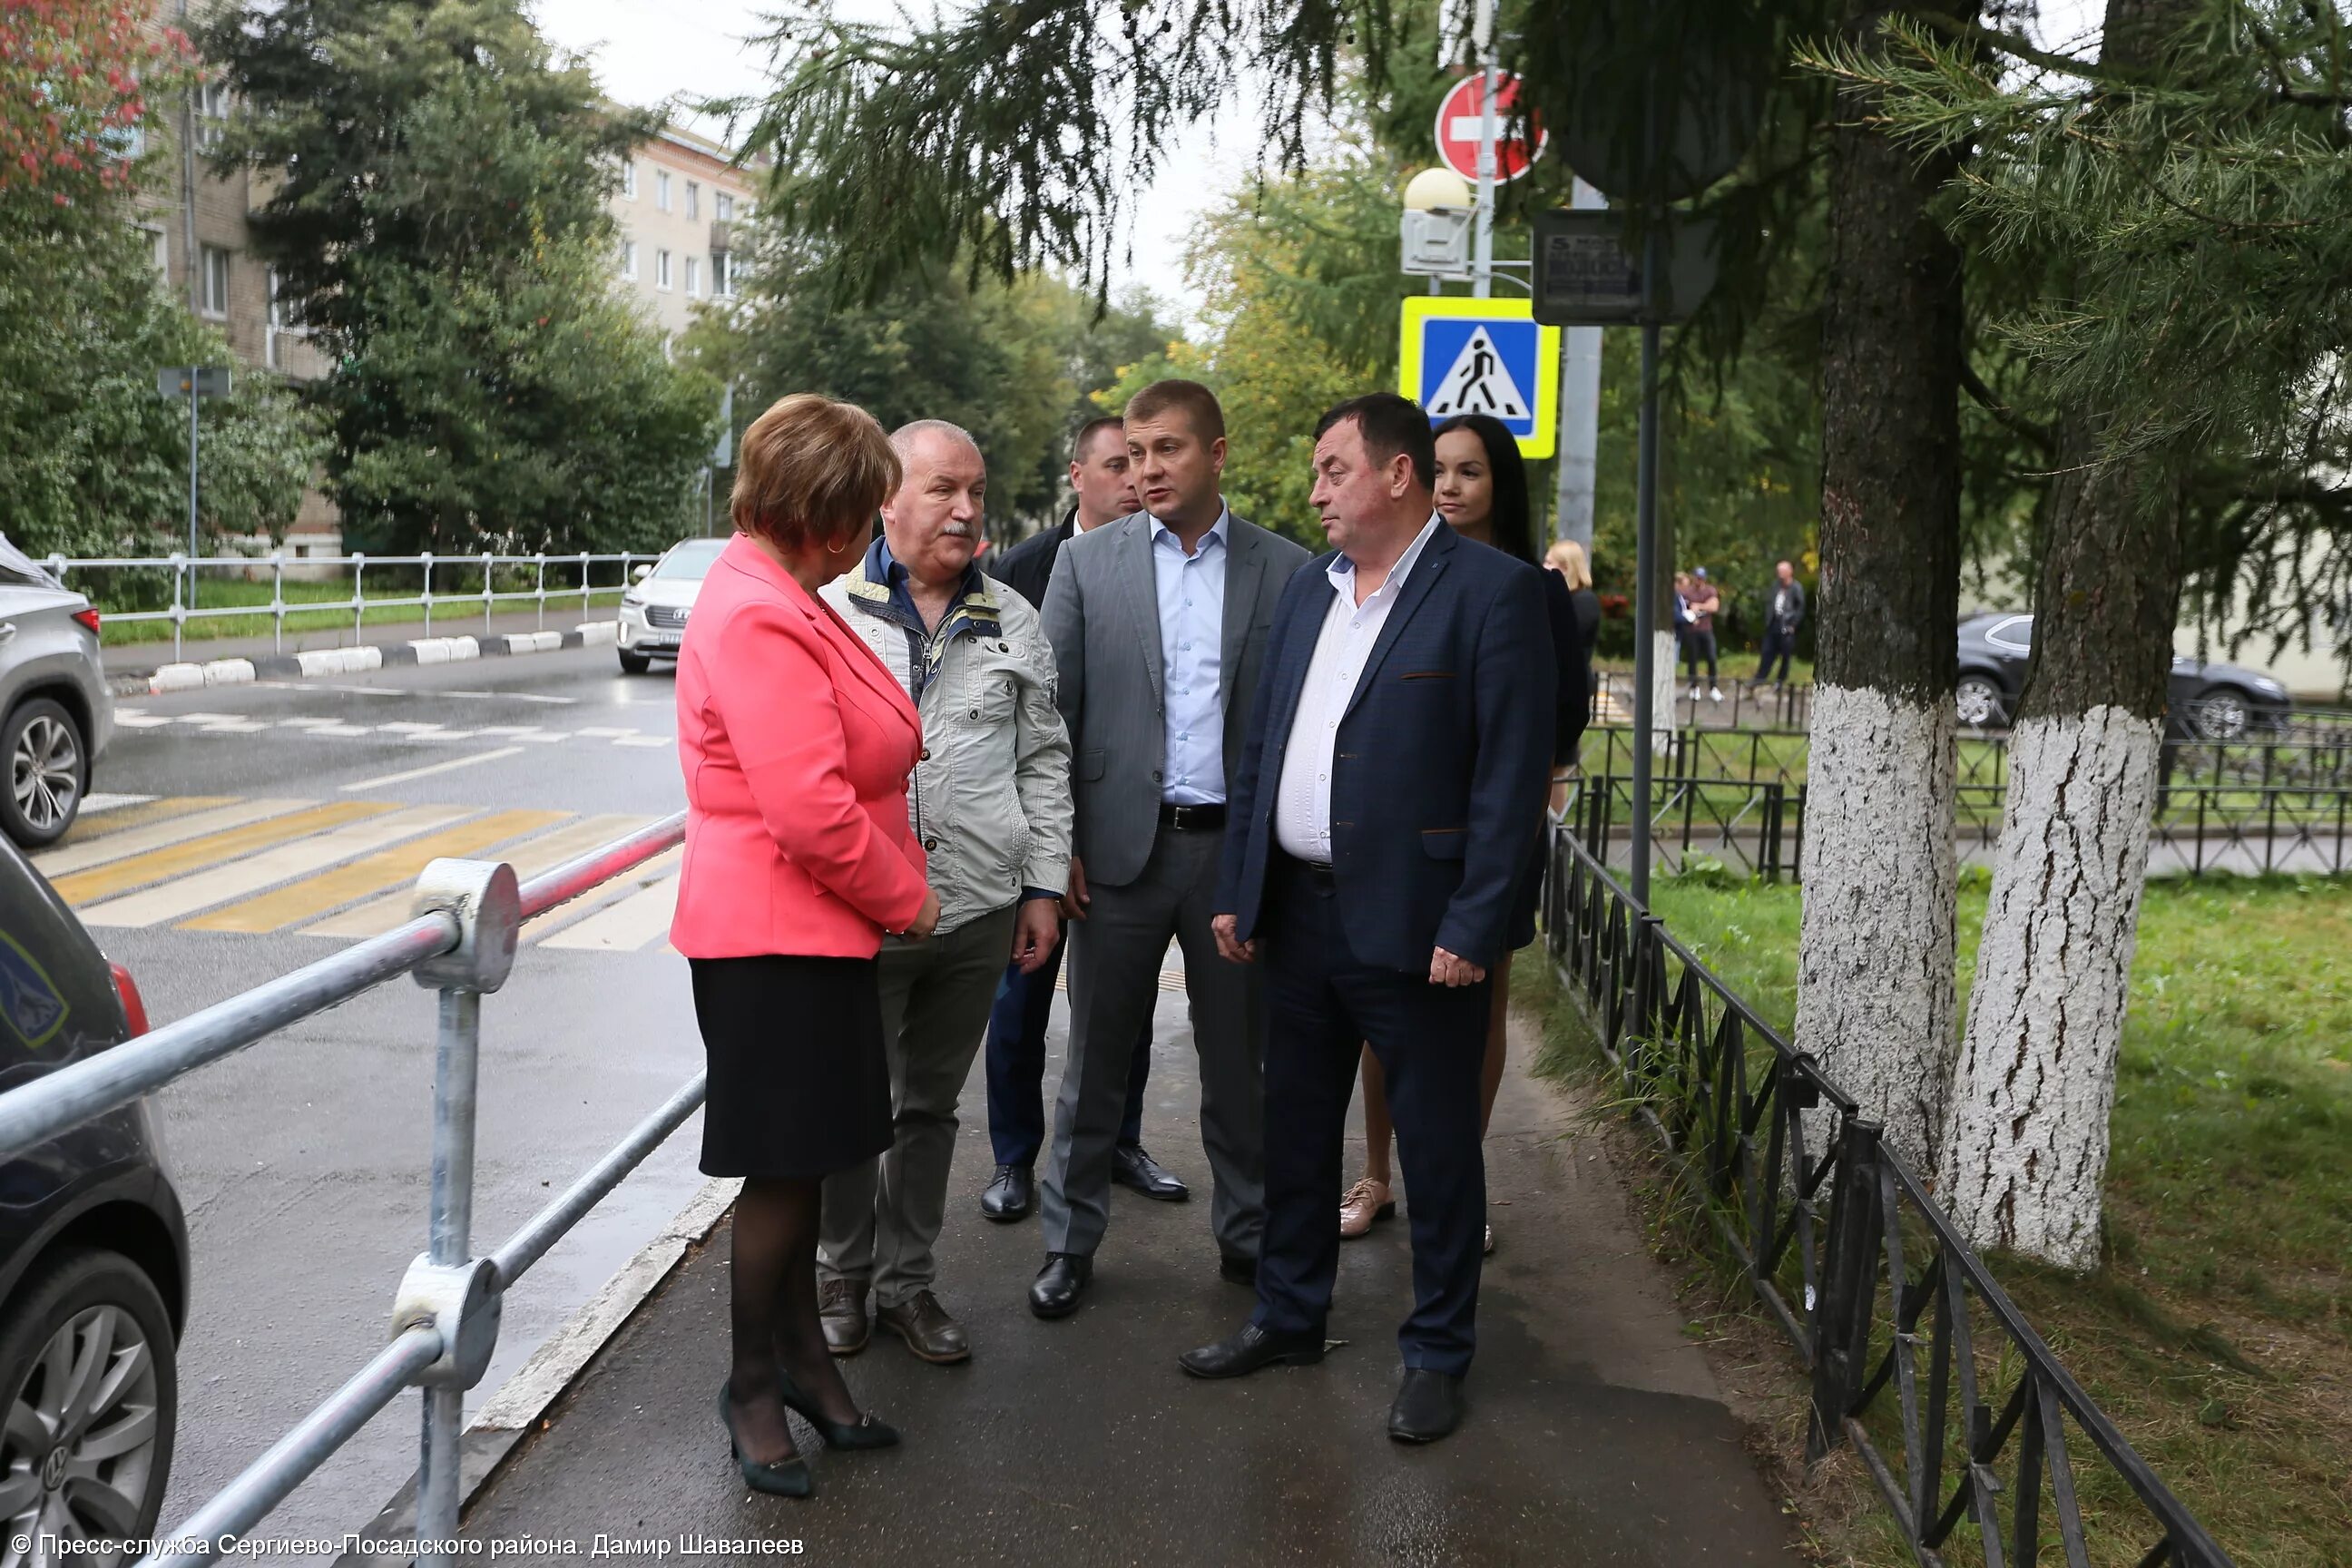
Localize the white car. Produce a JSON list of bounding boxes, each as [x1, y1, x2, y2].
[[616, 538, 726, 674]]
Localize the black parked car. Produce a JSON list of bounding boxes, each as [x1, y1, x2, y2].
[[1955, 612, 2294, 740], [0, 838, 186, 1558]]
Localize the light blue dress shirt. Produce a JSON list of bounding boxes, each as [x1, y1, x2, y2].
[[1151, 506, 1230, 805]]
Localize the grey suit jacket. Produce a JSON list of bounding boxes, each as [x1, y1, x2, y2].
[[1041, 508, 1311, 887]]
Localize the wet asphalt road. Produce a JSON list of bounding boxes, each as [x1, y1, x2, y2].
[[75, 647, 708, 1545]]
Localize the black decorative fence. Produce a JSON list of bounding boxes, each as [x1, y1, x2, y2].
[[1569, 769, 2352, 881], [1541, 828, 2233, 1568]]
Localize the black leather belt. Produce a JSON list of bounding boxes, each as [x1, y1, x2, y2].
[[1277, 853, 1336, 891], [1158, 801, 1227, 830]]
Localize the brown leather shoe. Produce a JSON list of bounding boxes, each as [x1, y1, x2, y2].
[[877, 1289, 970, 1364], [1338, 1177, 1395, 1240], [819, 1278, 870, 1357]]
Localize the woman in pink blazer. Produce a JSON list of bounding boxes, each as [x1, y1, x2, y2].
[[671, 393, 939, 1497]]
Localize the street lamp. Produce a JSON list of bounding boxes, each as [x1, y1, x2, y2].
[[1400, 167, 1474, 284]]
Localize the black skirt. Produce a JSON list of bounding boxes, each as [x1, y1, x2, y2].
[[689, 955, 892, 1181]]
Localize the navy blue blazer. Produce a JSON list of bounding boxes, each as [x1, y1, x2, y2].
[[1216, 523, 1555, 972]]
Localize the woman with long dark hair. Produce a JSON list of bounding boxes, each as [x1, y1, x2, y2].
[[1336, 412, 1590, 1255]]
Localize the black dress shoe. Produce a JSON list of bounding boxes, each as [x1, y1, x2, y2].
[[1028, 1252, 1092, 1318], [980, 1164, 1034, 1221], [1178, 1323, 1325, 1379], [1218, 1252, 1257, 1286], [1387, 1367, 1465, 1443], [1112, 1143, 1191, 1201]]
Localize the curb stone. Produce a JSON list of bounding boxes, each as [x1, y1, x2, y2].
[[121, 622, 622, 697]]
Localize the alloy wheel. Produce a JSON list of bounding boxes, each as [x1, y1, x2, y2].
[[1955, 676, 2004, 729], [11, 715, 80, 834], [0, 1305, 163, 1568]]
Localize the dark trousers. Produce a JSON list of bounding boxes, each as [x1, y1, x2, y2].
[[1755, 626, 1796, 684], [983, 931, 1149, 1169], [1683, 629, 1718, 682], [1250, 857, 1488, 1376]]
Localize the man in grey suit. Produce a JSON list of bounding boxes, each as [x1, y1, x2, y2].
[[1029, 379, 1311, 1318]]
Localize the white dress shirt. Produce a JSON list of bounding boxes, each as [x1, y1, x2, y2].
[[1152, 507, 1230, 805], [1274, 514, 1445, 864]]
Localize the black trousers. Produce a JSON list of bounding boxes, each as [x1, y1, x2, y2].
[[1250, 857, 1488, 1376], [982, 933, 1151, 1168], [1683, 629, 1718, 682], [1755, 626, 1796, 683]]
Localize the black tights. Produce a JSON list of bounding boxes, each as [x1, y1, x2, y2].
[[726, 1176, 865, 1463]]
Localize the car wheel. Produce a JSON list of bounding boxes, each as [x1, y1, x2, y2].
[[1955, 674, 2006, 730], [2192, 688, 2251, 742], [3, 697, 86, 848], [617, 650, 652, 676], [0, 1249, 177, 1560]]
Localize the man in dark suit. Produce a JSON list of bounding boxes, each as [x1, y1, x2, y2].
[[976, 417, 1186, 1222], [1190, 393, 1554, 1444]]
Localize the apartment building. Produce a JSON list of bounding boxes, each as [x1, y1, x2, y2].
[[609, 116, 760, 346]]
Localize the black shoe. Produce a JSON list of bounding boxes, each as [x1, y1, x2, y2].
[[980, 1163, 1034, 1221], [1029, 1252, 1092, 1318], [1178, 1323, 1325, 1379], [1112, 1143, 1191, 1201], [718, 1383, 813, 1497], [1218, 1252, 1257, 1286], [774, 1366, 899, 1451], [1387, 1367, 1465, 1444]]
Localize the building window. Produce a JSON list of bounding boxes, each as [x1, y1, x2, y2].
[[655, 170, 671, 211], [195, 80, 230, 150], [685, 181, 700, 220], [714, 192, 734, 223], [712, 252, 734, 299], [655, 249, 671, 290], [620, 239, 638, 280], [683, 256, 700, 298], [199, 244, 230, 318], [622, 160, 638, 200], [266, 268, 307, 370]]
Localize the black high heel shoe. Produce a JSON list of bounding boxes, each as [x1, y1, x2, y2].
[[718, 1383, 815, 1496], [775, 1365, 900, 1451]]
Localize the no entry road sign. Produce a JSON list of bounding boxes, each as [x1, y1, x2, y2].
[[1398, 297, 1562, 458], [1434, 73, 1545, 184]]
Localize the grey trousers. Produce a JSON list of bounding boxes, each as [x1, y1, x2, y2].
[[1041, 823, 1265, 1260], [818, 903, 1017, 1308]]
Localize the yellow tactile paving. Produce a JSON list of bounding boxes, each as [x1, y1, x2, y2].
[[79, 805, 469, 928], [182, 808, 571, 934], [47, 800, 389, 906]]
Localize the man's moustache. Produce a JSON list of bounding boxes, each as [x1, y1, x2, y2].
[[942, 521, 974, 538]]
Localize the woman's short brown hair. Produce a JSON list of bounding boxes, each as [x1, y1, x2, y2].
[[730, 394, 900, 552]]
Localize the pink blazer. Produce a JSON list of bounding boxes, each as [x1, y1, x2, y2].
[[670, 534, 929, 959]]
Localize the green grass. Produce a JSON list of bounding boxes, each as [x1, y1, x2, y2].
[[84, 577, 629, 646], [1537, 875, 2352, 1566]]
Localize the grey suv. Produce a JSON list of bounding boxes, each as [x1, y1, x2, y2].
[[0, 541, 113, 848]]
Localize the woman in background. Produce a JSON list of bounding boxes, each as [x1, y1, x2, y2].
[[671, 393, 940, 1497], [1336, 412, 1591, 1254], [1545, 538, 1602, 814]]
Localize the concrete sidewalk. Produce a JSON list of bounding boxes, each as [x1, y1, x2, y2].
[[422, 1007, 1797, 1567]]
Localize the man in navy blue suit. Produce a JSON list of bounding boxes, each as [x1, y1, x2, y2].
[[1185, 393, 1554, 1444]]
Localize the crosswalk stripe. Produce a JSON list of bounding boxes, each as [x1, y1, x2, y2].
[[300, 812, 654, 939], [535, 867, 681, 952], [35, 799, 318, 883], [48, 795, 238, 848], [78, 804, 466, 928], [182, 808, 573, 934]]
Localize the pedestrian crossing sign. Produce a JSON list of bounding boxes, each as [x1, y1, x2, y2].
[[1397, 297, 1561, 458]]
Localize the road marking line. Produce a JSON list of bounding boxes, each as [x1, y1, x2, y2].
[[113, 714, 172, 729], [612, 735, 672, 748], [535, 870, 681, 952], [521, 846, 681, 944], [313, 723, 375, 738], [183, 808, 571, 933], [374, 722, 446, 734], [573, 726, 638, 738], [299, 812, 653, 938], [67, 795, 196, 838], [34, 798, 308, 876], [82, 804, 468, 928], [339, 747, 524, 791], [48, 800, 384, 906]]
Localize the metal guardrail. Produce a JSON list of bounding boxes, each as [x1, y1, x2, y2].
[[36, 552, 652, 660], [1540, 825, 2233, 1568], [0, 813, 691, 1568]]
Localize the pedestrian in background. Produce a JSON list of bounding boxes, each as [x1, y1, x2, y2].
[[1548, 539, 1602, 801], [1684, 567, 1721, 701], [1335, 411, 1587, 1256], [671, 392, 937, 1496], [815, 421, 1073, 1365], [1753, 558, 1806, 688], [976, 416, 1186, 1224]]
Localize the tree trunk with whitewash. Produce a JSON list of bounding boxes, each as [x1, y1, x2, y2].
[[1798, 0, 1973, 1169]]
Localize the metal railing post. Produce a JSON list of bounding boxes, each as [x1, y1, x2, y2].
[[483, 552, 495, 636], [534, 554, 548, 630], [581, 551, 592, 616], [352, 554, 367, 642], [423, 553, 435, 637], [170, 552, 185, 660], [417, 986, 478, 1558], [1808, 1115, 1884, 1461], [270, 554, 285, 654]]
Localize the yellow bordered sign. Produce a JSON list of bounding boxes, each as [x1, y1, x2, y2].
[[1397, 297, 1562, 459]]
